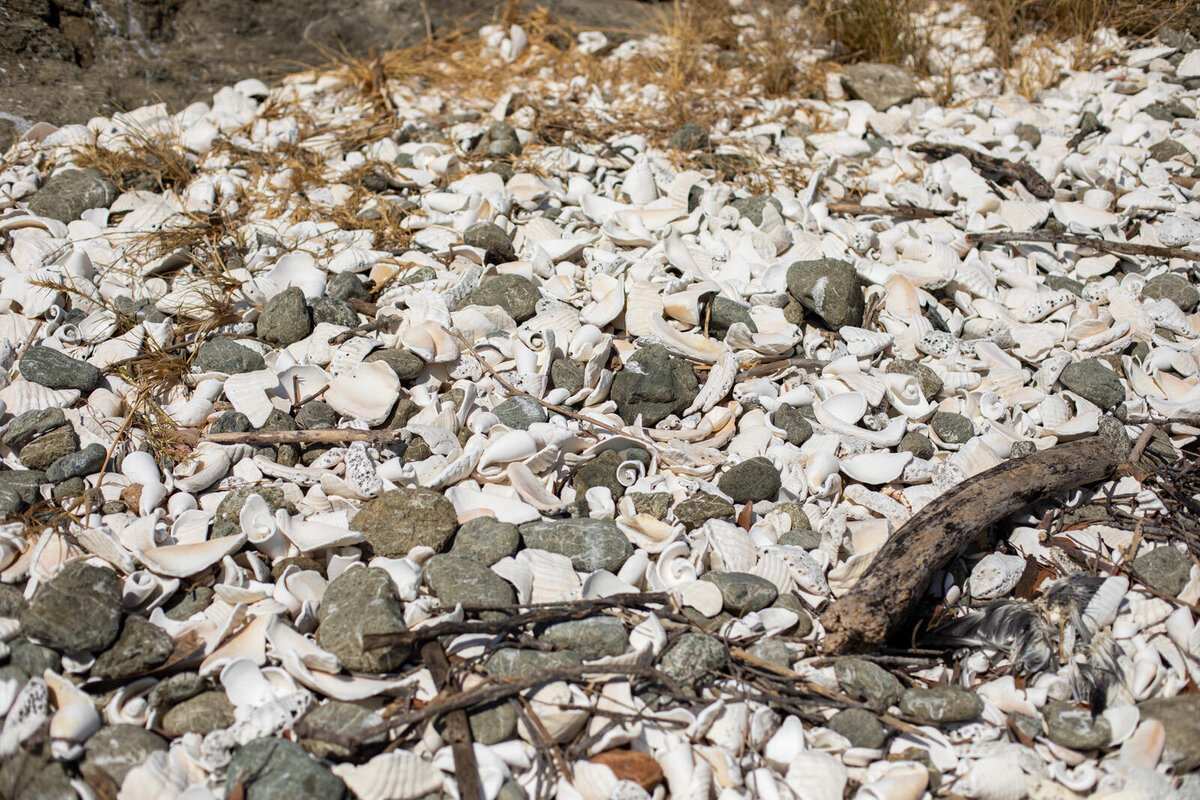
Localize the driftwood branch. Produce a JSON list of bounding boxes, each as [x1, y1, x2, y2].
[[414, 640, 481, 797], [966, 231, 1200, 263], [910, 142, 1055, 199], [362, 592, 672, 651], [173, 428, 407, 446], [820, 436, 1124, 654], [826, 203, 953, 219]]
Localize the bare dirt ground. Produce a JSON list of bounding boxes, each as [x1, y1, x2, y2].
[[0, 0, 660, 144]]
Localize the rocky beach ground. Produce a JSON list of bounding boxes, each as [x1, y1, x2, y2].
[[2, 1, 1200, 799]]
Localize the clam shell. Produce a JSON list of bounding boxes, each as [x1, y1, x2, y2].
[[138, 532, 248, 577], [331, 752, 443, 800], [517, 548, 580, 603], [324, 360, 400, 426], [222, 370, 281, 427], [839, 452, 912, 485]]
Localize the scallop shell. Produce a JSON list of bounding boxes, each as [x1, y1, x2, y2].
[[222, 370, 281, 427], [517, 548, 580, 603], [702, 520, 758, 573], [841, 327, 893, 357], [324, 360, 400, 426], [957, 756, 1028, 800], [0, 381, 79, 416]]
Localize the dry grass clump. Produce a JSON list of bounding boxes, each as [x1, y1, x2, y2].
[[814, 0, 926, 65], [73, 132, 193, 193], [975, 0, 1197, 69]]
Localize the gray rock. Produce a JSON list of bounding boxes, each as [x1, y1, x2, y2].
[[326, 270, 371, 303], [773, 405, 812, 446], [460, 274, 540, 323], [669, 123, 710, 150], [164, 586, 215, 620], [256, 286, 312, 346], [747, 638, 791, 670], [899, 432, 935, 460], [226, 737, 346, 800], [498, 779, 529, 800], [1097, 415, 1132, 460], [610, 344, 700, 426], [708, 296, 757, 340], [1142, 272, 1200, 312], [1043, 701, 1111, 749], [828, 707, 888, 749], [317, 568, 410, 673], [52, 476, 85, 500], [46, 443, 106, 483], [21, 561, 121, 653], [462, 221, 516, 263], [660, 633, 725, 687], [1131, 546, 1191, 596], [363, 348, 424, 381], [1016, 123, 1041, 148], [91, 615, 174, 680], [550, 359, 584, 395], [451, 517, 520, 565], [730, 195, 784, 227], [1059, 358, 1126, 410], [148, 672, 206, 711], [718, 457, 781, 503], [216, 485, 293, 528], [0, 749, 74, 800], [841, 63, 922, 111], [492, 395, 549, 430], [256, 407, 299, 467], [1045, 274, 1085, 296], [10, 638, 60, 677], [1010, 712, 1044, 740], [1139, 694, 1200, 771], [81, 725, 168, 787], [161, 691, 236, 737], [786, 259, 864, 330], [0, 583, 27, 617], [674, 492, 734, 530], [1010, 441, 1037, 459], [835, 658, 904, 709], [441, 698, 517, 745], [310, 296, 359, 328], [19, 424, 79, 471], [773, 502, 812, 532], [519, 517, 633, 573], [485, 647, 582, 678], [899, 686, 983, 724], [295, 400, 339, 430], [28, 168, 118, 223], [351, 488, 458, 557], [887, 358, 943, 399], [1148, 139, 1191, 162], [931, 411, 974, 444], [778, 529, 821, 549], [573, 449, 626, 504], [209, 411, 252, 434], [474, 121, 523, 157], [629, 491, 671, 519], [295, 701, 386, 759], [18, 345, 102, 392], [539, 616, 629, 660], [3, 408, 66, 449], [425, 553, 516, 610], [700, 571, 778, 615], [192, 336, 266, 374]]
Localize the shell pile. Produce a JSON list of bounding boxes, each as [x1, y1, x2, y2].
[[1, 3, 1200, 800]]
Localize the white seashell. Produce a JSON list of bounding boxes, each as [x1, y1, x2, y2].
[[684, 349, 738, 416], [172, 442, 232, 494], [222, 370, 281, 427], [0, 381, 79, 416], [1081, 574, 1128, 635], [615, 514, 680, 553], [679, 580, 724, 617], [332, 752, 443, 800], [517, 548, 580, 603], [839, 451, 911, 485], [138, 532, 248, 577], [116, 750, 187, 800], [957, 756, 1028, 800], [854, 762, 927, 800], [841, 327, 893, 357], [968, 553, 1026, 600], [324, 360, 400, 426], [400, 322, 459, 363], [702, 520, 758, 573], [275, 510, 364, 553], [0, 677, 48, 756], [45, 669, 101, 756], [785, 751, 847, 800]]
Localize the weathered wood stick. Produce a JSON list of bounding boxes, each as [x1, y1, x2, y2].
[[826, 203, 953, 219], [173, 428, 407, 446], [820, 436, 1124, 654], [910, 142, 1054, 199], [966, 231, 1200, 262], [412, 640, 481, 797]]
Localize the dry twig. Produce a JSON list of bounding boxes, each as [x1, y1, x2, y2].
[[966, 231, 1200, 262]]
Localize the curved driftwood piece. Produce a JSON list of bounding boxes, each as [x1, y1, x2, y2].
[[821, 436, 1123, 654]]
